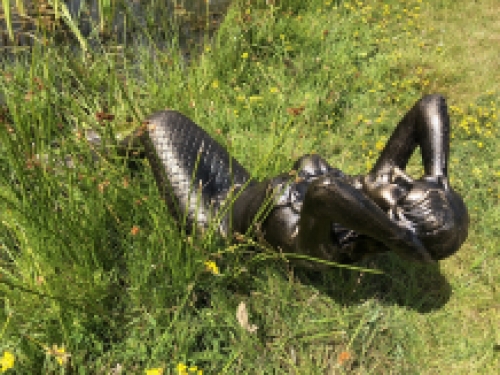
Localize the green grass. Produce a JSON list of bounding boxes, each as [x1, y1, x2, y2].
[[1, 0, 499, 373]]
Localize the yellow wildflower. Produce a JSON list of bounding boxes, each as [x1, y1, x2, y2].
[[241, 52, 249, 59], [146, 368, 164, 375], [211, 80, 219, 89], [176, 363, 202, 375], [249, 96, 263, 102], [0, 351, 15, 372], [472, 167, 482, 176], [46, 345, 70, 366], [189, 366, 202, 374], [177, 363, 188, 374], [205, 260, 220, 275]]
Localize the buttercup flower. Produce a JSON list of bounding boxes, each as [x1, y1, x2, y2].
[[145, 368, 164, 375], [375, 140, 385, 151], [0, 351, 15, 372], [204, 261, 220, 275]]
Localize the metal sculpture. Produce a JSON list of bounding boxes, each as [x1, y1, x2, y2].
[[111, 94, 469, 264]]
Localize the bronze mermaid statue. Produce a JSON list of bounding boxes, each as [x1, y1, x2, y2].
[[101, 94, 469, 264]]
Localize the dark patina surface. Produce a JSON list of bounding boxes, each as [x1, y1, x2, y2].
[[111, 94, 469, 264]]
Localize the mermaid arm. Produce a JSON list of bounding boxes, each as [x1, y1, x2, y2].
[[363, 94, 452, 203], [370, 94, 450, 179]]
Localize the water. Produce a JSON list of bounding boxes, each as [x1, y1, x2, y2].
[[0, 0, 233, 52]]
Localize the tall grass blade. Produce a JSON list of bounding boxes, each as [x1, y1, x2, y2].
[[2, 0, 13, 41], [50, 0, 88, 52], [99, 0, 114, 34], [14, 0, 24, 16]]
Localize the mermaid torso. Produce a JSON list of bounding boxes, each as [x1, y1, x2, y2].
[[239, 154, 384, 263]]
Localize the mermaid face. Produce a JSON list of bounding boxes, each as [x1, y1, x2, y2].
[[362, 169, 469, 261], [395, 178, 469, 260]]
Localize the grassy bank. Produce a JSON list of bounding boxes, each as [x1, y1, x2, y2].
[[0, 0, 499, 373]]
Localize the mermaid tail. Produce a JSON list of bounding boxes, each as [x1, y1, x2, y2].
[[119, 110, 251, 235]]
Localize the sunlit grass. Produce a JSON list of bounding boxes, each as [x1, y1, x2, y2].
[[0, 0, 499, 373]]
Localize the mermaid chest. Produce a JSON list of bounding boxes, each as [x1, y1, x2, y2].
[[261, 160, 361, 252]]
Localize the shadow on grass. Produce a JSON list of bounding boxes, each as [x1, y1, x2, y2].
[[291, 253, 452, 314]]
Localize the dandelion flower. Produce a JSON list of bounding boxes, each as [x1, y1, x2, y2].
[[241, 52, 249, 59]]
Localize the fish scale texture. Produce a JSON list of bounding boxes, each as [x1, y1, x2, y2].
[[140, 110, 250, 232]]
